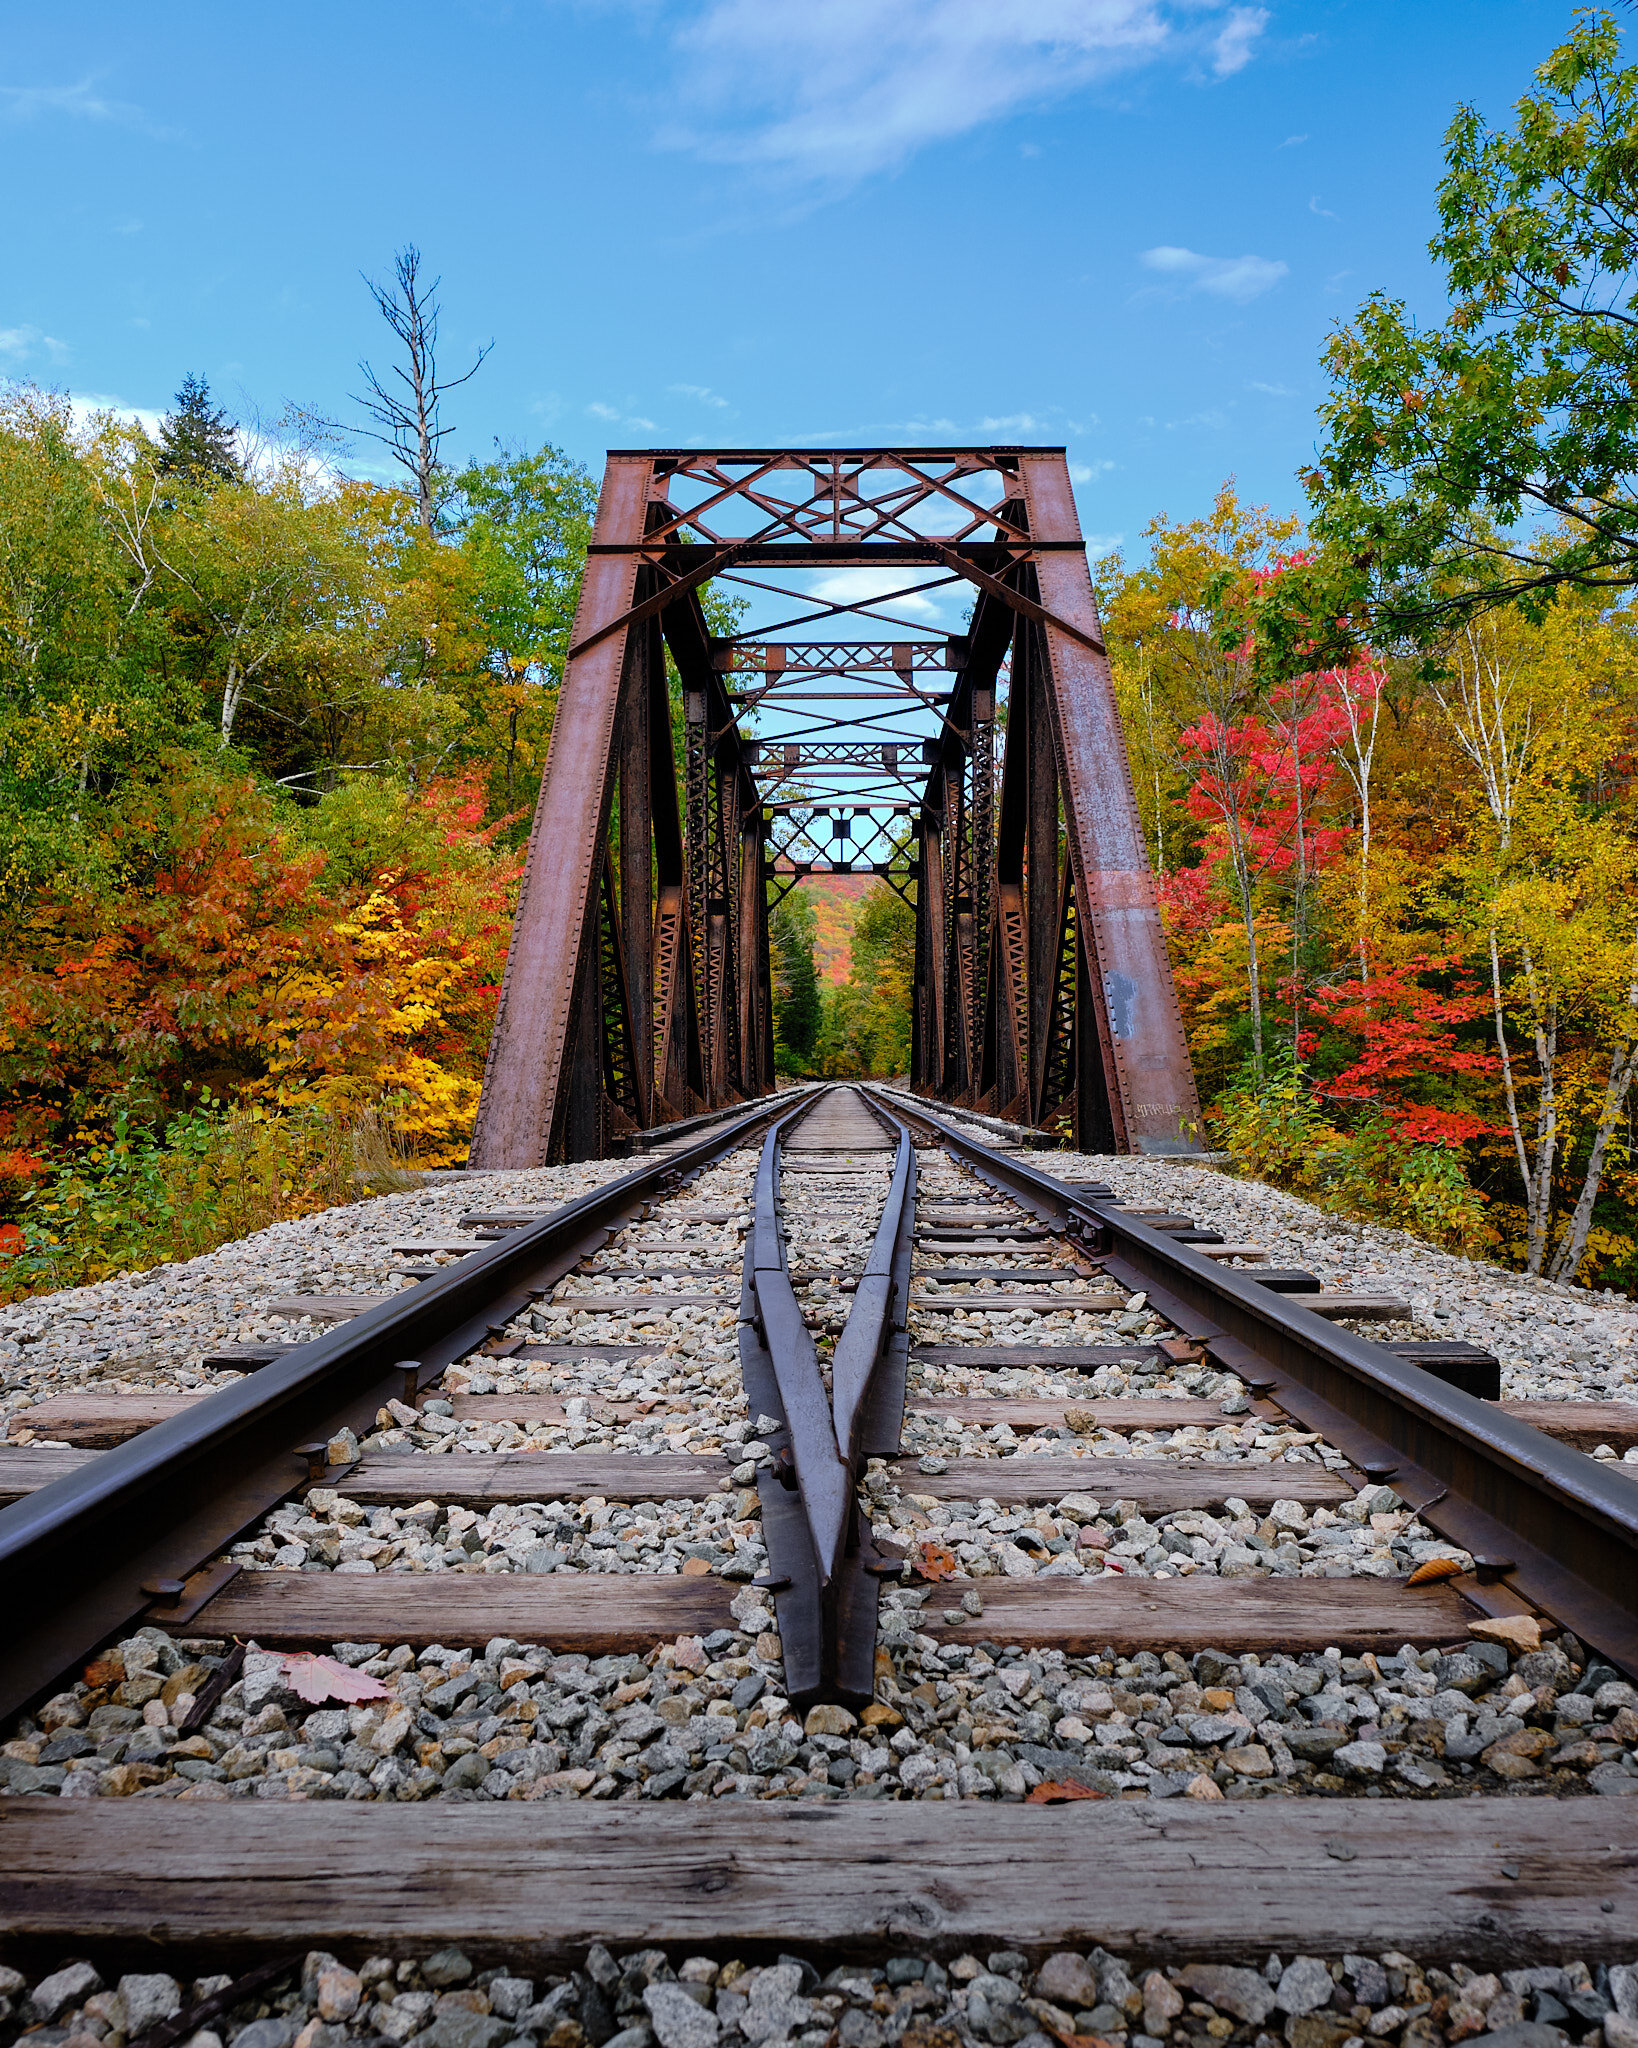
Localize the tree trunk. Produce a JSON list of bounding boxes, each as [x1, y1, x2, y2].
[[1548, 1038, 1638, 1283], [1490, 926, 1547, 1273], [220, 652, 244, 746], [1547, 932, 1638, 1283]]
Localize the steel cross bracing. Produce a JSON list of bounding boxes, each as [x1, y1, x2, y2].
[[471, 447, 1201, 1164]]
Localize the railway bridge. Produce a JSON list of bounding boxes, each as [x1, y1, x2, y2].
[[470, 445, 1201, 1164]]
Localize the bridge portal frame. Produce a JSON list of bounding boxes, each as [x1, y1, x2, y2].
[[469, 447, 1200, 1165]]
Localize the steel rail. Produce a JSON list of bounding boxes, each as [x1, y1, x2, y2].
[[0, 1092, 807, 1722], [865, 1088, 1638, 1678], [739, 1090, 918, 1702]]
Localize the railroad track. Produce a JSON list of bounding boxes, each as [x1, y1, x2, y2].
[[2, 1085, 1638, 1993]]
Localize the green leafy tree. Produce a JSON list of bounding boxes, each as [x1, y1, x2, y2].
[[0, 389, 195, 902], [1309, 11, 1638, 635], [447, 444, 596, 807], [157, 374, 241, 488]]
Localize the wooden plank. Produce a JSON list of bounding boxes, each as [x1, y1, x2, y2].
[[1196, 1246, 1269, 1261], [891, 1455, 1349, 1508], [917, 1229, 1055, 1243], [272, 1448, 1347, 1513], [266, 1294, 400, 1322], [5, 1795, 1629, 1973], [0, 1392, 1248, 1453], [202, 1345, 304, 1369], [515, 1343, 664, 1361], [193, 1561, 1469, 1658], [196, 1565, 735, 1647], [0, 1446, 95, 1502], [909, 1292, 1127, 1314], [1301, 1295, 1411, 1320], [9, 1391, 628, 1447], [548, 1294, 733, 1313], [1497, 1400, 1638, 1451], [338, 1451, 734, 1501], [912, 1397, 1238, 1431], [921, 1571, 1468, 1651], [6, 1395, 198, 1447], [595, 1265, 733, 1278], [911, 1268, 1097, 1285], [911, 1345, 1164, 1366]]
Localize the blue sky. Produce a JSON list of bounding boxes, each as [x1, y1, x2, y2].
[[3, 0, 1573, 566]]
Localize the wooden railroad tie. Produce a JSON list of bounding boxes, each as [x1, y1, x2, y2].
[[183, 1564, 1474, 1656], [6, 1798, 1635, 1971]]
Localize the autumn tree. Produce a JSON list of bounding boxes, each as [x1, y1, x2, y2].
[[770, 887, 822, 1071]]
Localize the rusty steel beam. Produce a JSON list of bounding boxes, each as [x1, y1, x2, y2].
[[1018, 453, 1201, 1153]]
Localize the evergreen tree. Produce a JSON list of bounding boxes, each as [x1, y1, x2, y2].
[[157, 373, 240, 486]]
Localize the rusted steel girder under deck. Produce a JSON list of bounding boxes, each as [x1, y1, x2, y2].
[[471, 448, 1200, 1163]]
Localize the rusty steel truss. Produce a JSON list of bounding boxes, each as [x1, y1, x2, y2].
[[470, 447, 1201, 1165]]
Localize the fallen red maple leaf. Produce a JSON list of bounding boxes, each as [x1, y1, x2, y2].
[[1026, 1778, 1109, 1803], [283, 1652, 391, 1705], [911, 1538, 959, 1583]]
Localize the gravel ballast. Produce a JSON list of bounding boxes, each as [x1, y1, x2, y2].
[[5, 1108, 1638, 1809], [1, 1939, 1636, 2048]]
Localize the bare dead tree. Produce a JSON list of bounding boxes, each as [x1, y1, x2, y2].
[[348, 246, 491, 533]]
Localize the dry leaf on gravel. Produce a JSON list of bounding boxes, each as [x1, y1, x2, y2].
[[911, 1538, 959, 1583], [1405, 1557, 1464, 1585], [283, 1653, 391, 1704], [1026, 1778, 1108, 1803]]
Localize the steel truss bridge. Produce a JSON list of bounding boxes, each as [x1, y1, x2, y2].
[[469, 447, 1201, 1165]]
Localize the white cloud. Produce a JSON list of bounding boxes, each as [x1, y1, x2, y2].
[[670, 382, 731, 409], [809, 567, 946, 620], [1139, 244, 1287, 303], [0, 324, 68, 363], [1069, 458, 1116, 482], [1309, 195, 1336, 219], [651, 1, 1267, 185], [1280, 132, 1308, 147], [0, 78, 119, 122], [1084, 531, 1125, 554], [0, 76, 170, 138], [1209, 6, 1267, 75], [587, 399, 657, 432], [1247, 379, 1294, 397]]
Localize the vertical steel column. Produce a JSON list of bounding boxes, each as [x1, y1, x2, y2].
[[650, 637, 702, 1122], [968, 685, 994, 1062], [1024, 628, 1060, 1122], [920, 809, 947, 1095], [984, 616, 1033, 1119], [469, 459, 648, 1167], [1018, 452, 1202, 1153], [738, 808, 765, 1097], [618, 620, 656, 1125], [945, 749, 974, 1099]]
